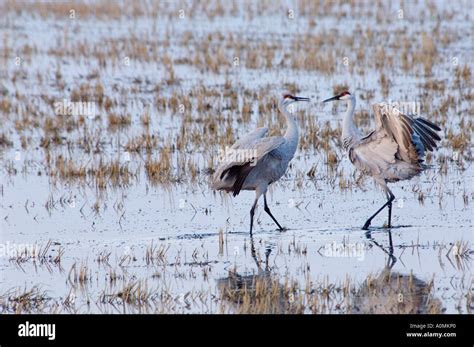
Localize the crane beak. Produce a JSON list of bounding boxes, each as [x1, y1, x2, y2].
[[294, 96, 310, 102], [323, 95, 339, 103]]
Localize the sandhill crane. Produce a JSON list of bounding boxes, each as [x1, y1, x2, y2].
[[212, 93, 310, 234], [323, 91, 441, 230]]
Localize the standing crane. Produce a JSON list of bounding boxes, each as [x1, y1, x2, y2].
[[212, 93, 310, 234], [323, 91, 441, 230]]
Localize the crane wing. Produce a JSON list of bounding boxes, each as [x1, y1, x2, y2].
[[349, 130, 399, 177], [213, 136, 285, 196], [231, 127, 268, 149], [350, 103, 441, 181], [371, 103, 441, 162]]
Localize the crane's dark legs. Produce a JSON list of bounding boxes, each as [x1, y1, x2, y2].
[[264, 193, 284, 230], [362, 191, 395, 230], [249, 191, 283, 234], [249, 198, 258, 235], [387, 198, 393, 228]]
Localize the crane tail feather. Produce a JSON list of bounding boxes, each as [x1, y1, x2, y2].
[[231, 162, 253, 197]]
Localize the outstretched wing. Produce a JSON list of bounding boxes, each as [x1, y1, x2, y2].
[[350, 103, 441, 181], [213, 136, 285, 196], [372, 103, 441, 161]]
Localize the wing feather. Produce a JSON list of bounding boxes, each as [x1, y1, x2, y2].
[[349, 104, 441, 182], [371, 103, 441, 163], [412, 122, 435, 151], [231, 127, 268, 149], [416, 118, 441, 131], [212, 135, 285, 195]]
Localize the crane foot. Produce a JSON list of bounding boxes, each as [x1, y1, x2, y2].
[[362, 220, 371, 230]]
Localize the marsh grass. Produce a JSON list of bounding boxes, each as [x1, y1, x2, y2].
[[0, 285, 50, 313]]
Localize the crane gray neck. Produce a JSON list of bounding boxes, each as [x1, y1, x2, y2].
[[342, 96, 359, 150]]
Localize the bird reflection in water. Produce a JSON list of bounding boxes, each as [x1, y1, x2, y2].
[[217, 236, 302, 314], [217, 232, 443, 314], [351, 231, 443, 314]]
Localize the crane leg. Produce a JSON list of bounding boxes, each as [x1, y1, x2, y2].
[[387, 199, 393, 228], [264, 193, 284, 230], [362, 191, 395, 230], [249, 198, 258, 235]]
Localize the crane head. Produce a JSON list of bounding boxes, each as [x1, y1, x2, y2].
[[281, 93, 310, 105], [323, 91, 352, 103]]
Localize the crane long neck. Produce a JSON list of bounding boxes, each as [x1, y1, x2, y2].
[[279, 103, 299, 158], [342, 97, 359, 149]]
